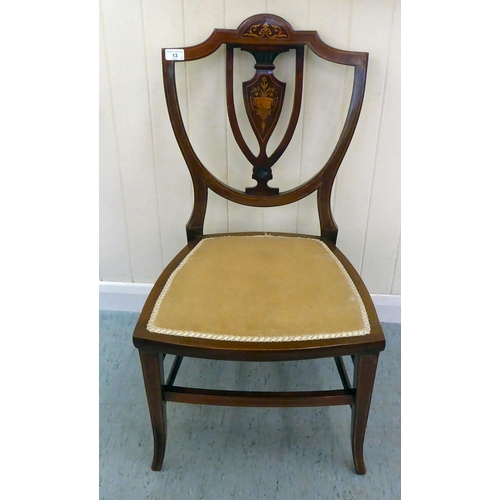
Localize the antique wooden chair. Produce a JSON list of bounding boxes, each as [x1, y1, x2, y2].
[[133, 14, 385, 475]]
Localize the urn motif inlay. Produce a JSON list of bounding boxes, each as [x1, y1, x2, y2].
[[244, 74, 285, 142]]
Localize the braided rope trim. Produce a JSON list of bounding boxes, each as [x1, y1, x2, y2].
[[147, 235, 371, 342]]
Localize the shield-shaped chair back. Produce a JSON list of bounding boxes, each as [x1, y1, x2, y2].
[[162, 14, 368, 243]]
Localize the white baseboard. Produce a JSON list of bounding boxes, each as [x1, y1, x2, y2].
[[99, 282, 154, 313], [99, 282, 401, 324], [370, 294, 401, 324]]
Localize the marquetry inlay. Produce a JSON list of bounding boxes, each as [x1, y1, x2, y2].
[[245, 76, 284, 141], [243, 22, 289, 39]]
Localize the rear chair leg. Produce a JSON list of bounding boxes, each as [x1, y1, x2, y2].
[[139, 351, 166, 471], [351, 353, 379, 475]]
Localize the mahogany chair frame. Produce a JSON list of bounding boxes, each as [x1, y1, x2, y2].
[[133, 14, 386, 475]]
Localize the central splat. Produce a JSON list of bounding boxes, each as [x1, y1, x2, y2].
[[241, 49, 287, 195], [225, 43, 304, 196]]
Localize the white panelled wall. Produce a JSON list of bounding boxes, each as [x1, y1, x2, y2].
[[99, 0, 400, 314]]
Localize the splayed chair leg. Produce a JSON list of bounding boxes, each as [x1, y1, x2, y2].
[[351, 353, 379, 475], [139, 351, 167, 471]]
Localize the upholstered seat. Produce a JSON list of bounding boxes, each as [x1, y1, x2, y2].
[[147, 235, 369, 342]]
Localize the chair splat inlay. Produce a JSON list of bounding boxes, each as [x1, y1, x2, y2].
[[226, 43, 304, 196]]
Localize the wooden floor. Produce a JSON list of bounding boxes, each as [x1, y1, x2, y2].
[[100, 311, 400, 499]]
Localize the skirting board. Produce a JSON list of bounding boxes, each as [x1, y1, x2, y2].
[[99, 282, 401, 324]]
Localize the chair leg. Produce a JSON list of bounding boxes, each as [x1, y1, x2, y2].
[[139, 351, 167, 471], [351, 353, 379, 475]]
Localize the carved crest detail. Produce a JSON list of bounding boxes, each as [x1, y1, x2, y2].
[[243, 22, 289, 39]]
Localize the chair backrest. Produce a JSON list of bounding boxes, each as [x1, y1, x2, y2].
[[162, 14, 368, 244]]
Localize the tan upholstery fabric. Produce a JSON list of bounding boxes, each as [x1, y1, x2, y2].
[[147, 236, 370, 342]]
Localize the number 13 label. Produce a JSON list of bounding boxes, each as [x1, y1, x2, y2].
[[165, 49, 185, 61]]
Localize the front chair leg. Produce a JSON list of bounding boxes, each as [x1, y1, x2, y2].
[[351, 353, 379, 475], [139, 351, 166, 471]]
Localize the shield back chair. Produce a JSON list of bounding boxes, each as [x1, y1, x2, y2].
[[133, 13, 385, 475]]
